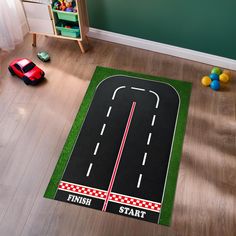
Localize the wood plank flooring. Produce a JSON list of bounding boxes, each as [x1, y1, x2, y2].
[[0, 34, 235, 236]]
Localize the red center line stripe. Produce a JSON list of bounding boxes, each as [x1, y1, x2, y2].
[[102, 101, 136, 212]]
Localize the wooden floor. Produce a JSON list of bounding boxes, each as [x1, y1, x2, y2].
[[0, 34, 235, 236]]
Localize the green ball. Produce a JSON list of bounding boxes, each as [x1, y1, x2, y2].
[[211, 67, 222, 75]]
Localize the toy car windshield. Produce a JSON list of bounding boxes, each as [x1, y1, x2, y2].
[[23, 62, 36, 73]]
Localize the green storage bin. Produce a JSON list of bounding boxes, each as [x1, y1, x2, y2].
[[53, 10, 78, 22], [56, 26, 80, 38]]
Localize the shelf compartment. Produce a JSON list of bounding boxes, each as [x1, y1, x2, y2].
[[56, 26, 80, 38], [53, 10, 78, 22]]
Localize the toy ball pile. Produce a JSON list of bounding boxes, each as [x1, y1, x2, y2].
[[201, 67, 231, 91], [53, 0, 77, 13]]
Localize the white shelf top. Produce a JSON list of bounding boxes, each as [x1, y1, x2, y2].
[[22, 0, 50, 4]]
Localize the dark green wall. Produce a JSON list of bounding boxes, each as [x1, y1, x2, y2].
[[87, 0, 236, 60]]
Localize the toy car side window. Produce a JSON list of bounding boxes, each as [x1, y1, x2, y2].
[[14, 64, 22, 72]]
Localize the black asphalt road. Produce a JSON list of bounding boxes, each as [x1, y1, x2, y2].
[[56, 75, 180, 223]]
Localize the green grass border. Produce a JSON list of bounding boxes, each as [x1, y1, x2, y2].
[[44, 66, 192, 226]]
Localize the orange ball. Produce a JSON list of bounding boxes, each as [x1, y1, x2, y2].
[[222, 70, 231, 80], [201, 76, 211, 86], [219, 73, 229, 83]]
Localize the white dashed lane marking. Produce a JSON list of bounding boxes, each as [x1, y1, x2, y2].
[[149, 90, 160, 109], [147, 133, 152, 145], [151, 115, 156, 126], [86, 163, 93, 177], [93, 143, 100, 155], [142, 153, 147, 166], [106, 106, 112, 117], [137, 174, 142, 188], [102, 101, 137, 211], [100, 124, 106, 136], [90, 86, 161, 189], [131, 87, 145, 92], [112, 86, 126, 100]]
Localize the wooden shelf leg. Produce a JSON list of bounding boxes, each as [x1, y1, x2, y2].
[[32, 34, 37, 47], [78, 41, 85, 54], [85, 36, 89, 45]]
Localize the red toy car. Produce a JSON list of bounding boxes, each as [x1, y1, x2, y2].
[[8, 58, 45, 85]]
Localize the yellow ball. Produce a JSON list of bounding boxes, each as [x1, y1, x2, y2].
[[201, 76, 212, 86], [222, 70, 231, 79], [219, 73, 229, 83]]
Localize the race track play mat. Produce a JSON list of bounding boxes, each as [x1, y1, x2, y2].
[[45, 67, 192, 225]]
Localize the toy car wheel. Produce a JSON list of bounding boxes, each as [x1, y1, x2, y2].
[[8, 66, 15, 76], [23, 76, 30, 85]]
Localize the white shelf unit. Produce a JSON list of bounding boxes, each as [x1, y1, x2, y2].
[[22, 0, 89, 53]]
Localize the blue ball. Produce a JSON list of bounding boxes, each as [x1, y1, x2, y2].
[[210, 80, 220, 91], [209, 73, 219, 80]]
